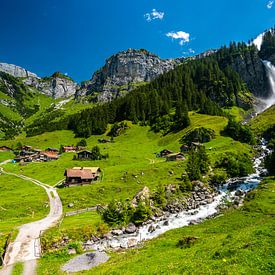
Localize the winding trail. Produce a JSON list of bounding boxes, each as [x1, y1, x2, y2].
[[0, 163, 63, 275]]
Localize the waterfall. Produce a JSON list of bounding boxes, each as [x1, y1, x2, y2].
[[261, 60, 275, 111]]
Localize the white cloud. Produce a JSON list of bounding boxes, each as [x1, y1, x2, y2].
[[144, 9, 164, 22], [182, 48, 196, 56], [267, 0, 274, 9], [166, 31, 190, 45]]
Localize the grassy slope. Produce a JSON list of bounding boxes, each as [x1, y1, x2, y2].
[[38, 178, 275, 275], [0, 174, 48, 256], [0, 112, 253, 270], [0, 113, 251, 212], [250, 105, 275, 135]]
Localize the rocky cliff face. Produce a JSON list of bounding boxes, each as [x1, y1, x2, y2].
[[0, 62, 38, 78], [230, 50, 269, 98], [25, 73, 78, 99], [0, 62, 78, 99], [78, 49, 181, 101]]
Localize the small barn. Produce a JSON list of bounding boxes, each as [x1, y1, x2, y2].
[[38, 152, 59, 162], [166, 153, 185, 161], [0, 146, 12, 152], [180, 144, 189, 152], [46, 147, 59, 153], [77, 150, 92, 160], [160, 149, 173, 157], [64, 167, 101, 186], [63, 146, 78, 152]]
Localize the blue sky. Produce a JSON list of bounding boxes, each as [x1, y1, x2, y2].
[[0, 0, 274, 82]]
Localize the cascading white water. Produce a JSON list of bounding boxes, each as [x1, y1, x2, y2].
[[260, 60, 275, 111]]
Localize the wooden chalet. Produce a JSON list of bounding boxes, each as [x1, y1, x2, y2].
[[64, 167, 101, 186], [21, 145, 33, 151], [160, 149, 173, 157], [63, 146, 78, 152], [180, 144, 189, 152], [0, 146, 12, 152], [38, 151, 59, 161], [77, 150, 92, 160], [166, 152, 185, 161], [45, 147, 59, 153]]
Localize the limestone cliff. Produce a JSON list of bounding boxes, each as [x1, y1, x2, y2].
[[0, 62, 38, 78], [25, 72, 78, 99], [78, 49, 182, 101]]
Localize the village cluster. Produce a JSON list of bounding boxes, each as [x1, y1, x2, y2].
[[0, 141, 202, 187], [0, 145, 102, 187]]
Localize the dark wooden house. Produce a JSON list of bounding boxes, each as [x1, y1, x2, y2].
[[77, 150, 92, 160], [0, 146, 12, 152], [166, 152, 185, 161], [160, 149, 173, 157]]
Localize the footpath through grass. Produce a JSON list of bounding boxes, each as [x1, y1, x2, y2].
[[0, 174, 48, 258], [38, 178, 275, 274]]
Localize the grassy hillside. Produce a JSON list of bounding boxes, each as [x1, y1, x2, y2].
[[37, 178, 275, 275], [0, 112, 254, 271], [0, 174, 48, 257], [250, 105, 275, 135]]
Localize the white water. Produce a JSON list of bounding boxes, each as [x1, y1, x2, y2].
[[252, 33, 265, 50], [90, 141, 270, 252], [258, 60, 275, 112]]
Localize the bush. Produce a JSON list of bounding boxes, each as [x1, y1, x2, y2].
[[131, 200, 152, 225], [222, 118, 255, 144], [210, 169, 228, 186], [101, 199, 130, 226], [152, 184, 167, 208], [179, 176, 193, 192], [216, 153, 253, 177], [77, 139, 87, 147], [186, 146, 210, 181], [180, 127, 215, 146]]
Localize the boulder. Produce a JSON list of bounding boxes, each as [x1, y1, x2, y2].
[[125, 223, 137, 234], [68, 248, 76, 255], [131, 186, 150, 207], [148, 225, 156, 233], [112, 229, 123, 236]]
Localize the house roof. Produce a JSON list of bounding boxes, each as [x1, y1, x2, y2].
[[72, 167, 101, 173], [66, 168, 98, 179], [0, 146, 12, 150], [46, 147, 59, 151], [77, 150, 91, 154], [41, 152, 59, 159], [63, 146, 77, 150], [166, 153, 185, 157]]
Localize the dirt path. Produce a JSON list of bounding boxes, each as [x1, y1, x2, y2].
[[0, 166, 63, 275]]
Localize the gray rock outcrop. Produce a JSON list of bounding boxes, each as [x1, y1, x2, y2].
[[0, 62, 38, 78], [24, 73, 78, 99], [78, 49, 182, 101], [229, 50, 270, 98]]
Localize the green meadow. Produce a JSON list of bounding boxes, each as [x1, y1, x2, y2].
[[0, 112, 254, 271], [0, 174, 48, 257]]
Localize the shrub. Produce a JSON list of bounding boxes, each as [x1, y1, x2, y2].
[[131, 200, 152, 225], [210, 169, 228, 186], [77, 139, 87, 147], [222, 118, 255, 144], [215, 153, 253, 177], [180, 127, 215, 146]]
